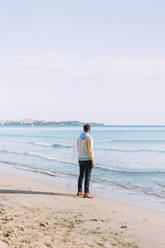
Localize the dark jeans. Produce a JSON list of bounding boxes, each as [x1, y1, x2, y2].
[[78, 160, 92, 193]]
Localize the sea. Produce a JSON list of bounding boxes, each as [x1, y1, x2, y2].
[[0, 125, 165, 212]]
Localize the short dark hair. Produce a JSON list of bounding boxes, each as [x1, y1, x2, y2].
[[83, 123, 91, 133]]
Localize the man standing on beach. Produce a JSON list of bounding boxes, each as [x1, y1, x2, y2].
[[77, 124, 95, 198]]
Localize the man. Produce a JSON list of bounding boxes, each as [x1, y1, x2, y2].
[[77, 123, 95, 198]]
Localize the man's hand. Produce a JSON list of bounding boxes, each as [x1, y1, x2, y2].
[[92, 163, 96, 168]]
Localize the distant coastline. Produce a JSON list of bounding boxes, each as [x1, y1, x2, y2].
[[1, 120, 165, 127], [0, 119, 105, 126]]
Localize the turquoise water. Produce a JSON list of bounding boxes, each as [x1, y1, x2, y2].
[[1, 125, 165, 211]]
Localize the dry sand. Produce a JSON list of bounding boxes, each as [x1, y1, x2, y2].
[[0, 173, 165, 248]]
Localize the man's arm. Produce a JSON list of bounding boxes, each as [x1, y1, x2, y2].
[[87, 138, 95, 167]]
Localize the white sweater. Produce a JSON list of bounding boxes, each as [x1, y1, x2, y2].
[[77, 133, 94, 162]]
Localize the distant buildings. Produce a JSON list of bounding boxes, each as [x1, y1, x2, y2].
[[21, 119, 35, 125], [0, 120, 20, 125], [0, 120, 5, 125], [0, 119, 105, 126]]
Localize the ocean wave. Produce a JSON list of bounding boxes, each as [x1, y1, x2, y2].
[[157, 182, 165, 188], [109, 139, 165, 143], [1, 148, 165, 174], [35, 142, 165, 153], [0, 149, 25, 155], [95, 165, 165, 174], [0, 149, 77, 165], [15, 166, 57, 177], [114, 182, 142, 190], [53, 144, 72, 149], [0, 159, 57, 177], [33, 142, 52, 147], [33, 142, 72, 149], [99, 148, 165, 153], [144, 190, 165, 199], [28, 151, 76, 164], [104, 180, 165, 200]]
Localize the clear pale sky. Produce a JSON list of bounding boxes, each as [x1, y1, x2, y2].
[[0, 0, 165, 124]]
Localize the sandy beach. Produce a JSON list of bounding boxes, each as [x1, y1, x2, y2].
[[0, 173, 165, 248]]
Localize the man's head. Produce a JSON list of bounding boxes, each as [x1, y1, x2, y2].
[[83, 123, 91, 133]]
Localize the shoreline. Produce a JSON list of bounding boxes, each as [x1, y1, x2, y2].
[[0, 160, 165, 214], [0, 172, 165, 247]]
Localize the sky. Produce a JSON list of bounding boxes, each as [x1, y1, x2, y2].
[[0, 0, 165, 124]]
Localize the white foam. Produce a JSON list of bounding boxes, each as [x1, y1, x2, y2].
[[33, 142, 52, 147]]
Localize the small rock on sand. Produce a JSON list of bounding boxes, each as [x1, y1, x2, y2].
[[0, 241, 8, 248]]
